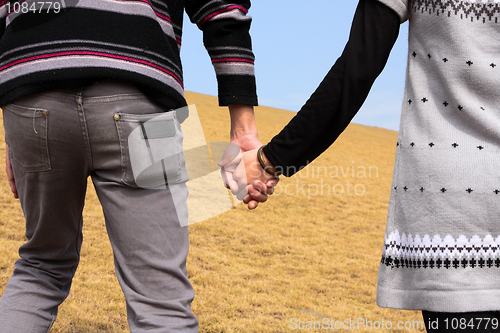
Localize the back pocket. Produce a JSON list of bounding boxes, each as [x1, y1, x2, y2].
[[3, 104, 50, 172], [114, 111, 187, 188]]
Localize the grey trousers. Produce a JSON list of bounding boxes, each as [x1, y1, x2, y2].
[[0, 80, 198, 332]]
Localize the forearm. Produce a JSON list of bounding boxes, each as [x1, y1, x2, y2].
[[264, 0, 401, 177]]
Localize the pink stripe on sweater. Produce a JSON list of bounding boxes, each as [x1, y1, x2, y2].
[[155, 11, 171, 22], [212, 58, 254, 64], [132, 0, 172, 23], [1, 51, 183, 87], [200, 5, 248, 26]]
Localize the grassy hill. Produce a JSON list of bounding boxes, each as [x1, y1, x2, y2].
[[0, 91, 425, 332]]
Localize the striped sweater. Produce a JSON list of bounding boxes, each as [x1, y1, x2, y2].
[[0, 0, 257, 109]]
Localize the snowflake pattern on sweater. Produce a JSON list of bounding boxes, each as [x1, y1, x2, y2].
[[412, 0, 500, 23]]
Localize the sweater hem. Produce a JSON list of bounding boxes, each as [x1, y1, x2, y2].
[[377, 286, 500, 312]]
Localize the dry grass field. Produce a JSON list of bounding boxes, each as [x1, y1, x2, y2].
[[0, 91, 425, 332]]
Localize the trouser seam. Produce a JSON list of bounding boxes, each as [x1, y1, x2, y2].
[[75, 90, 94, 169]]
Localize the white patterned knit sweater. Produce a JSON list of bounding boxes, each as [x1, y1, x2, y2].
[[376, 0, 500, 312]]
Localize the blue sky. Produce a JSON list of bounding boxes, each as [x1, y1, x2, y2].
[[180, 1, 410, 132]]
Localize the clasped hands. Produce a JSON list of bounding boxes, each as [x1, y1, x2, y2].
[[219, 143, 279, 210]]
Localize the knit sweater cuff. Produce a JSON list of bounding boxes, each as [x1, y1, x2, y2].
[[217, 74, 258, 106]]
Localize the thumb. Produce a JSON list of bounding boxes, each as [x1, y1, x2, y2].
[[218, 142, 241, 166]]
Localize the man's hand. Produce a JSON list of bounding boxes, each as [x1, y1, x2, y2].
[[219, 105, 278, 209], [6, 145, 18, 199]]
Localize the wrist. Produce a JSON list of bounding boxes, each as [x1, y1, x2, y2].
[[228, 104, 258, 141], [257, 145, 281, 177]]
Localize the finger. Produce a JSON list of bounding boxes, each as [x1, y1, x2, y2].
[[252, 180, 275, 196], [221, 167, 239, 192], [251, 180, 268, 194], [222, 168, 242, 194], [220, 168, 230, 189], [247, 185, 268, 203], [243, 190, 268, 204], [247, 200, 258, 210], [266, 186, 274, 196], [235, 176, 249, 198], [267, 178, 279, 187], [7, 170, 18, 198], [236, 186, 249, 201], [229, 180, 240, 195], [243, 194, 252, 204], [9, 182, 18, 199], [5, 147, 18, 199]]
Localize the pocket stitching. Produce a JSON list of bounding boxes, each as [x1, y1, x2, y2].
[[3, 105, 51, 172]]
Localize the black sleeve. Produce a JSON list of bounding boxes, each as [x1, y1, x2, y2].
[[263, 0, 401, 177]]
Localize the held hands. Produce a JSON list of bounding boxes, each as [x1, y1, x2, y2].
[[219, 144, 278, 210], [223, 104, 278, 209]]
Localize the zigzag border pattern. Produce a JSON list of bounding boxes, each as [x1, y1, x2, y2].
[[412, 0, 500, 23], [382, 230, 500, 269]]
